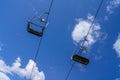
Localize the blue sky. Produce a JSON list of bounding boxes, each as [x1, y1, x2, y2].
[[0, 0, 120, 80]]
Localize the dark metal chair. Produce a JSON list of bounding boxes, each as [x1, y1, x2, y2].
[[72, 54, 89, 65], [27, 11, 49, 37], [27, 21, 45, 37]]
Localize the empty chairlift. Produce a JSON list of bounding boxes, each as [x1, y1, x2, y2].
[[27, 21, 45, 37], [27, 12, 49, 37], [72, 54, 89, 65]]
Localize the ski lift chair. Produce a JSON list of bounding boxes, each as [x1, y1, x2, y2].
[[27, 21, 45, 37], [72, 54, 89, 65], [27, 11, 49, 37]]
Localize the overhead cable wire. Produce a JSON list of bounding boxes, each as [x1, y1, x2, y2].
[[29, 0, 54, 79], [65, 0, 104, 80]]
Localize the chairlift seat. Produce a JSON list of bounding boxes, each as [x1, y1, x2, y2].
[[72, 54, 89, 65], [27, 22, 43, 37]]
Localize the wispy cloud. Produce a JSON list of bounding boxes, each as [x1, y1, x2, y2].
[[107, 0, 120, 14], [92, 52, 103, 60], [72, 14, 101, 46], [113, 33, 120, 57], [0, 57, 45, 80], [115, 78, 120, 80], [115, 65, 120, 80], [0, 42, 3, 52]]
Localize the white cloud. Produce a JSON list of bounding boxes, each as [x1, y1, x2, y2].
[[72, 14, 101, 46], [107, 0, 120, 14], [113, 34, 120, 57], [0, 57, 45, 80], [114, 34, 120, 80], [87, 14, 94, 21], [115, 78, 120, 80], [0, 60, 11, 74], [0, 72, 10, 80]]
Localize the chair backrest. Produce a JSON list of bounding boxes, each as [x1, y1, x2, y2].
[[27, 11, 49, 37], [72, 54, 89, 65]]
